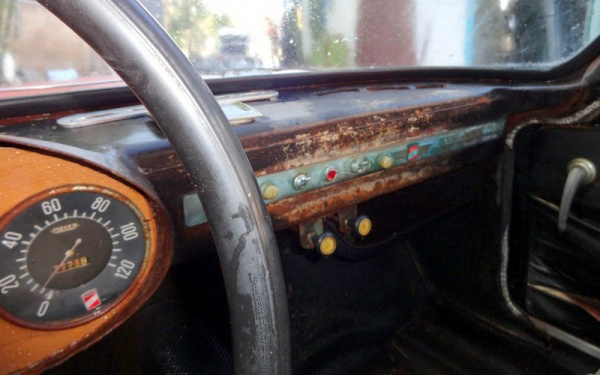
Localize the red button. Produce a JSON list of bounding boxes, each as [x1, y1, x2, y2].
[[326, 167, 337, 181]]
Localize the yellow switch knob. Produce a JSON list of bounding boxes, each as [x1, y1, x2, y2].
[[318, 234, 337, 256], [311, 232, 337, 256], [379, 155, 393, 169], [357, 216, 372, 236], [261, 183, 279, 200], [346, 215, 372, 237]]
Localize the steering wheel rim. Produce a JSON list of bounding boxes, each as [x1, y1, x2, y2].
[[38, 1, 291, 374]]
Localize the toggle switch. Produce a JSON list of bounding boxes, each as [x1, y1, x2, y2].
[[351, 158, 371, 174], [293, 173, 311, 190]]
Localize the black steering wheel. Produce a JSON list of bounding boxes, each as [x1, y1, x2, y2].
[[38, 1, 291, 374]]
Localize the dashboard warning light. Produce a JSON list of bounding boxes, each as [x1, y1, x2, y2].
[[82, 289, 102, 311], [325, 167, 337, 182]]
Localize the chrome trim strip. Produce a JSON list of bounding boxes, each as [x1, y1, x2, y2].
[[529, 316, 600, 360], [56, 91, 278, 128], [57, 105, 148, 127], [500, 228, 525, 317], [215, 90, 279, 104]]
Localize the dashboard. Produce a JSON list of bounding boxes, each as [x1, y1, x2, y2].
[[0, 78, 582, 372]]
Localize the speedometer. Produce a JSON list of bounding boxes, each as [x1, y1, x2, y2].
[[0, 186, 149, 329]]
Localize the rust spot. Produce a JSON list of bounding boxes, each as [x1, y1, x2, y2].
[[315, 87, 361, 96], [0, 100, 139, 127], [366, 85, 411, 91], [414, 83, 446, 89], [244, 95, 493, 176], [0, 110, 79, 127], [506, 90, 583, 132]]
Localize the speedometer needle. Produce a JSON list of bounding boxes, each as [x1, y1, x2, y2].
[[43, 238, 82, 289]]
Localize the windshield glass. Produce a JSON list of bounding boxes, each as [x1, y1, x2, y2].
[[1, 0, 599, 93]]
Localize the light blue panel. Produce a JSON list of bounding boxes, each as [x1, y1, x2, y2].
[[183, 118, 506, 227]]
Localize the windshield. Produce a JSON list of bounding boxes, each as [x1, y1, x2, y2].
[[1, 0, 599, 94]]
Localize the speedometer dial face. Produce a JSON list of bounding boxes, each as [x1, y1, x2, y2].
[[0, 187, 149, 329]]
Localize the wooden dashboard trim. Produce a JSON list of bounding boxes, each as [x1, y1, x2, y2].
[[0, 147, 172, 374]]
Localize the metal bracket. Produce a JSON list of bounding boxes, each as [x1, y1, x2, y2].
[[298, 219, 323, 249], [333, 205, 358, 235]]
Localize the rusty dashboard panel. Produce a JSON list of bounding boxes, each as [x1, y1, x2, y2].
[[1, 83, 510, 260], [183, 119, 505, 227]]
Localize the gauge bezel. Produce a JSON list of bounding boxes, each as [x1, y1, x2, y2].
[[0, 184, 152, 330]]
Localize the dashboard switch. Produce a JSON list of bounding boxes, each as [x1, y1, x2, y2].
[[261, 183, 279, 200], [310, 232, 337, 256], [293, 173, 311, 190], [378, 155, 393, 169], [346, 215, 372, 237], [351, 158, 371, 174]]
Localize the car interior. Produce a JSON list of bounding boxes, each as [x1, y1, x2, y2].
[[0, 0, 599, 374]]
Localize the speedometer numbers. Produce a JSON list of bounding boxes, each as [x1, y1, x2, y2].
[[0, 188, 149, 329]]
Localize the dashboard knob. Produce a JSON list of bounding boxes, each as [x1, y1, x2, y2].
[[346, 215, 372, 237], [261, 183, 279, 200], [378, 155, 393, 169], [310, 232, 337, 256]]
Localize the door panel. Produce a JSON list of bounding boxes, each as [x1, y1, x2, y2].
[[512, 126, 600, 347]]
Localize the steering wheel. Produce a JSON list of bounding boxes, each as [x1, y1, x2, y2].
[[38, 1, 291, 374]]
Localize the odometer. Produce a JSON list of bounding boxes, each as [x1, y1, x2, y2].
[[0, 187, 149, 329]]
